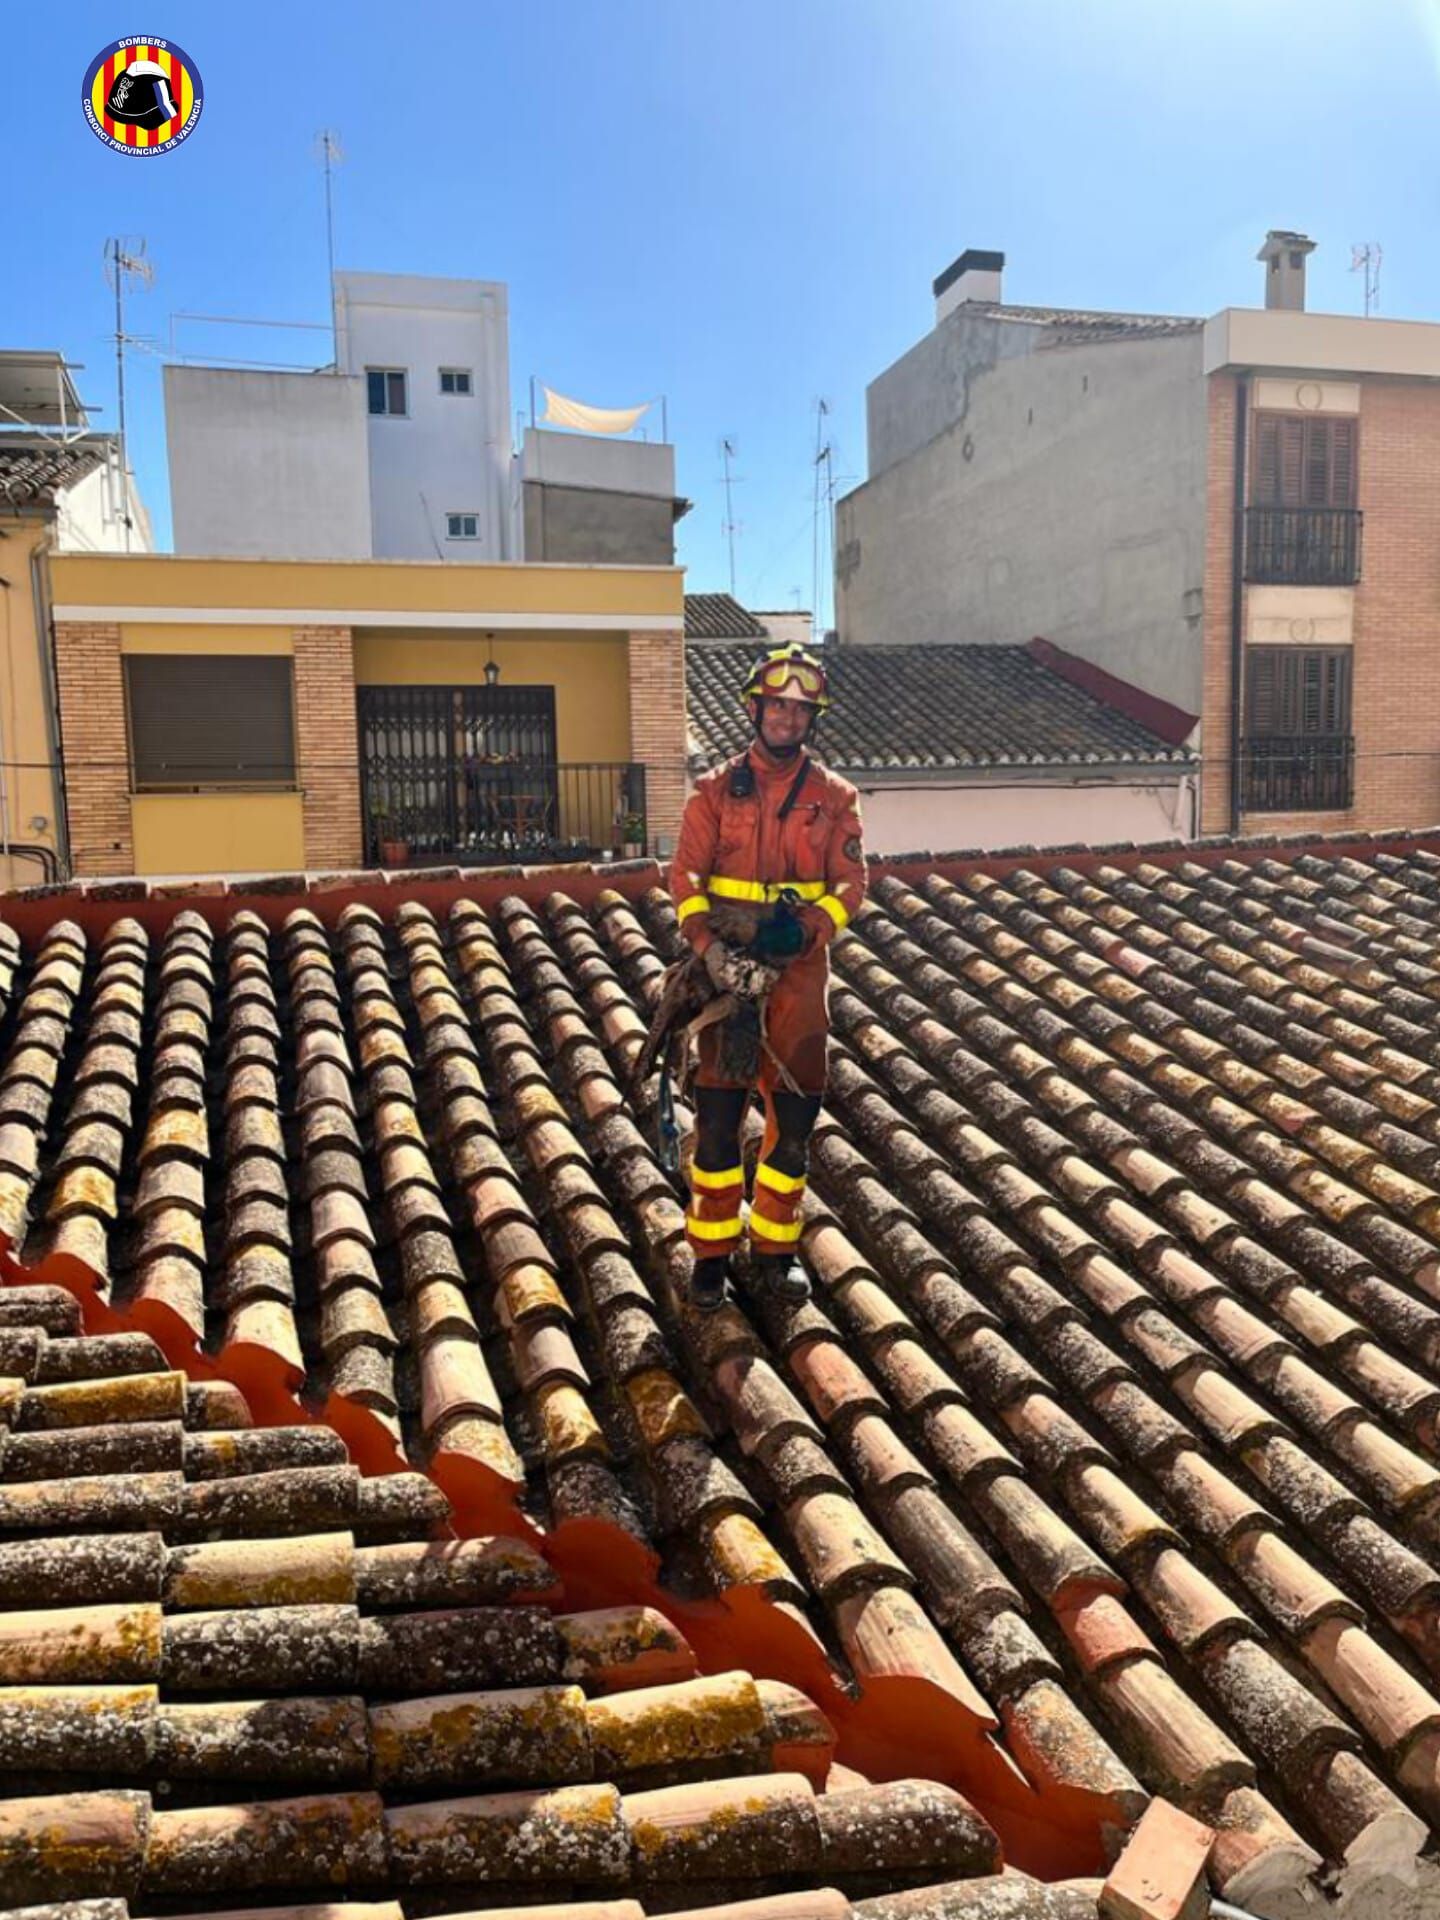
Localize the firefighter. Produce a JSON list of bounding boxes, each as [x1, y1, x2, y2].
[[669, 642, 866, 1309]]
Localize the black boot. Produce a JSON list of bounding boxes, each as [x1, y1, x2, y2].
[[754, 1254, 811, 1303], [689, 1255, 733, 1313]]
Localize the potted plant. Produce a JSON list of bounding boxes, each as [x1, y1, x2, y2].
[[373, 801, 410, 869], [620, 811, 646, 858]]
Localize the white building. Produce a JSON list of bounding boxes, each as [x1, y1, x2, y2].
[[165, 272, 516, 562], [336, 272, 513, 561], [164, 269, 682, 570]]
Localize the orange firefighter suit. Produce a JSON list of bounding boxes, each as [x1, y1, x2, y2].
[[669, 743, 867, 1264]]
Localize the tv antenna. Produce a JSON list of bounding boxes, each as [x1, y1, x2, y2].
[[720, 437, 742, 596], [104, 236, 154, 552], [315, 129, 345, 366], [1350, 242, 1382, 317], [811, 398, 833, 634]]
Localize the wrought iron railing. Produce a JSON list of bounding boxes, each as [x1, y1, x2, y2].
[[1241, 735, 1354, 813], [1245, 506, 1362, 585], [361, 759, 648, 868]]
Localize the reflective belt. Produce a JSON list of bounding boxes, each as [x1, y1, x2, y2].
[[686, 1212, 744, 1241], [691, 1162, 745, 1191], [676, 892, 711, 923], [817, 893, 851, 930], [708, 876, 827, 904], [755, 1162, 807, 1196], [749, 1213, 805, 1245]]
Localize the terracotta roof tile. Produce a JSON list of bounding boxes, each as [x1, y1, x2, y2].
[[19, 837, 1440, 1904]]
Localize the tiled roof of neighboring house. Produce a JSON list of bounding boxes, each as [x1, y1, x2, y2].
[[686, 639, 1197, 773], [685, 591, 770, 640], [0, 435, 105, 506], [9, 827, 1440, 1909], [957, 303, 1202, 345]]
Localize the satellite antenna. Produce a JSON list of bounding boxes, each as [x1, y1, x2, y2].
[[315, 130, 345, 367], [1350, 242, 1382, 317], [104, 237, 154, 552], [720, 437, 742, 596]]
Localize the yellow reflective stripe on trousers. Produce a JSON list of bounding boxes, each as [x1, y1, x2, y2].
[[708, 876, 827, 904], [686, 1212, 744, 1241], [749, 1213, 805, 1245], [755, 1161, 807, 1196], [690, 1163, 745, 1191], [676, 892, 711, 923]]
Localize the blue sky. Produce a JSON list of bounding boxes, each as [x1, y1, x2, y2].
[[12, 2, 1440, 627]]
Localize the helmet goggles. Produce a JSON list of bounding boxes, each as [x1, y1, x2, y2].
[[740, 643, 831, 712]]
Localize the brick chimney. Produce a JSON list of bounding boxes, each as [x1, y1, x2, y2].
[[934, 248, 1005, 323], [1257, 230, 1316, 311]]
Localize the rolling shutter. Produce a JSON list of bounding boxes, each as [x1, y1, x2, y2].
[[126, 655, 296, 788]]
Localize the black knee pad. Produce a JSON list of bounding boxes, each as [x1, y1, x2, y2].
[[693, 1085, 749, 1170], [766, 1090, 824, 1178]]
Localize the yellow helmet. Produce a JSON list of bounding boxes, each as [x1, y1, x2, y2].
[[740, 643, 831, 713]]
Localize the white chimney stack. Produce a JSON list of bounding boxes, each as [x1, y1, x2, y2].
[[934, 248, 1005, 323], [1257, 230, 1316, 312]]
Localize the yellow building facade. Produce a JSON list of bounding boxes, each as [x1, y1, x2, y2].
[[48, 553, 686, 879], [0, 520, 68, 890]]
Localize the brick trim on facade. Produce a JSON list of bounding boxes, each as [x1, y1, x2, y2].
[[627, 627, 687, 854], [53, 620, 134, 877], [292, 626, 363, 871]]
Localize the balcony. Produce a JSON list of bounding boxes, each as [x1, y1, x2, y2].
[[361, 760, 648, 868], [1245, 506, 1362, 586], [1241, 735, 1354, 814]]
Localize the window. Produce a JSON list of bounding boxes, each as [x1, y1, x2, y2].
[[439, 367, 473, 395], [366, 367, 408, 416], [1253, 414, 1357, 507], [446, 512, 480, 540], [1242, 646, 1354, 811], [126, 656, 296, 790], [1246, 646, 1352, 737]]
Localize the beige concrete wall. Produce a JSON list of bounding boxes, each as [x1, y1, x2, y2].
[[858, 779, 1193, 856], [837, 328, 1209, 713]]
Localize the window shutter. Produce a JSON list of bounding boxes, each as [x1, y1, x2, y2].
[[1246, 648, 1353, 740], [1247, 649, 1281, 735], [1328, 418, 1357, 507], [1254, 416, 1281, 502], [127, 656, 296, 788], [1278, 419, 1305, 504]]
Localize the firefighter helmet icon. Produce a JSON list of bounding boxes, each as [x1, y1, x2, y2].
[[106, 58, 179, 129], [83, 37, 202, 153]]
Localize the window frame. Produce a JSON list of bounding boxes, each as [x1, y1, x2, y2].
[[446, 511, 481, 541], [438, 367, 474, 396], [124, 654, 299, 794], [366, 366, 410, 417]]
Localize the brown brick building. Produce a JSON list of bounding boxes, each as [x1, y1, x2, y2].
[[838, 233, 1440, 841], [47, 554, 686, 879]]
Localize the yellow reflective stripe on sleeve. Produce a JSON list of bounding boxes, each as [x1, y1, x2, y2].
[[709, 876, 827, 904], [690, 1163, 745, 1191], [755, 1162, 807, 1196], [676, 892, 711, 923], [748, 1213, 805, 1244], [686, 1213, 744, 1241], [818, 893, 851, 930]]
